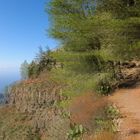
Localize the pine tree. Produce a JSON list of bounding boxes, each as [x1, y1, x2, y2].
[[48, 0, 100, 51], [96, 0, 140, 60], [48, 0, 140, 73], [20, 60, 29, 80]]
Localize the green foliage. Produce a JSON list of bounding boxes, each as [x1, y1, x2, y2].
[[97, 0, 140, 18], [20, 60, 29, 80], [28, 61, 40, 78], [50, 68, 99, 98], [48, 0, 140, 60], [35, 47, 55, 71], [47, 0, 140, 95], [95, 73, 117, 95], [48, 0, 140, 59], [67, 124, 86, 140], [61, 110, 71, 119], [105, 105, 121, 120], [50, 65, 118, 99], [58, 99, 71, 109], [95, 105, 121, 132], [28, 47, 56, 78], [48, 0, 101, 52], [51, 50, 106, 74]]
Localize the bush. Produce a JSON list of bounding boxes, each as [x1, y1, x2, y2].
[[95, 73, 117, 95], [96, 78, 112, 95], [28, 48, 56, 78], [28, 61, 40, 78], [95, 105, 121, 133], [67, 124, 86, 140]]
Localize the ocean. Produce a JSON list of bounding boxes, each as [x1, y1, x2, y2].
[[0, 72, 20, 93]]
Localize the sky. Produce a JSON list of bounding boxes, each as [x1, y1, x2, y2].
[[0, 0, 58, 75]]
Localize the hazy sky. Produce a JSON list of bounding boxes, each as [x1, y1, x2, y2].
[[0, 0, 58, 74]]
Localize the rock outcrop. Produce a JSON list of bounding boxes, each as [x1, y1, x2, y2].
[[117, 60, 140, 87]]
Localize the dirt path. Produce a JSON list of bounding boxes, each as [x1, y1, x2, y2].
[[69, 87, 140, 140], [109, 87, 140, 140], [69, 93, 106, 129]]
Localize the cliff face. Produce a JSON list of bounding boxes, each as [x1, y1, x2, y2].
[[9, 80, 61, 113], [117, 60, 140, 87], [0, 79, 70, 140]]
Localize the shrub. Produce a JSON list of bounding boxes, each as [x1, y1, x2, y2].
[[67, 124, 86, 140], [28, 48, 56, 78], [95, 105, 121, 133], [28, 61, 40, 78], [95, 73, 117, 95]]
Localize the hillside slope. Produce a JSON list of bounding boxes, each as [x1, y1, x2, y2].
[[0, 78, 71, 140], [0, 59, 140, 140]]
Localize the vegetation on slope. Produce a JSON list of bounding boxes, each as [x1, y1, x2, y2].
[[0, 0, 140, 139]]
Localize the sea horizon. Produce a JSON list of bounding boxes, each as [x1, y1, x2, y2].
[[0, 71, 20, 93]]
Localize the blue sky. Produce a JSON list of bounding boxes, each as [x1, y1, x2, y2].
[[0, 0, 58, 74]]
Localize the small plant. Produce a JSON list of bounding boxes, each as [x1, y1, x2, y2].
[[67, 124, 86, 140], [97, 79, 112, 95], [95, 105, 121, 133], [105, 105, 120, 120], [61, 111, 71, 119], [95, 73, 117, 95]]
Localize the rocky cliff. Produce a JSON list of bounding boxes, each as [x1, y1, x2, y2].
[[0, 78, 70, 140], [116, 60, 140, 87]]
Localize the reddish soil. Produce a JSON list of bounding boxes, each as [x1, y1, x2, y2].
[[69, 87, 140, 140], [69, 93, 107, 130], [109, 87, 140, 140]]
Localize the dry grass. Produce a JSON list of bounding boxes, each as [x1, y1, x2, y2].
[[89, 131, 118, 140]]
